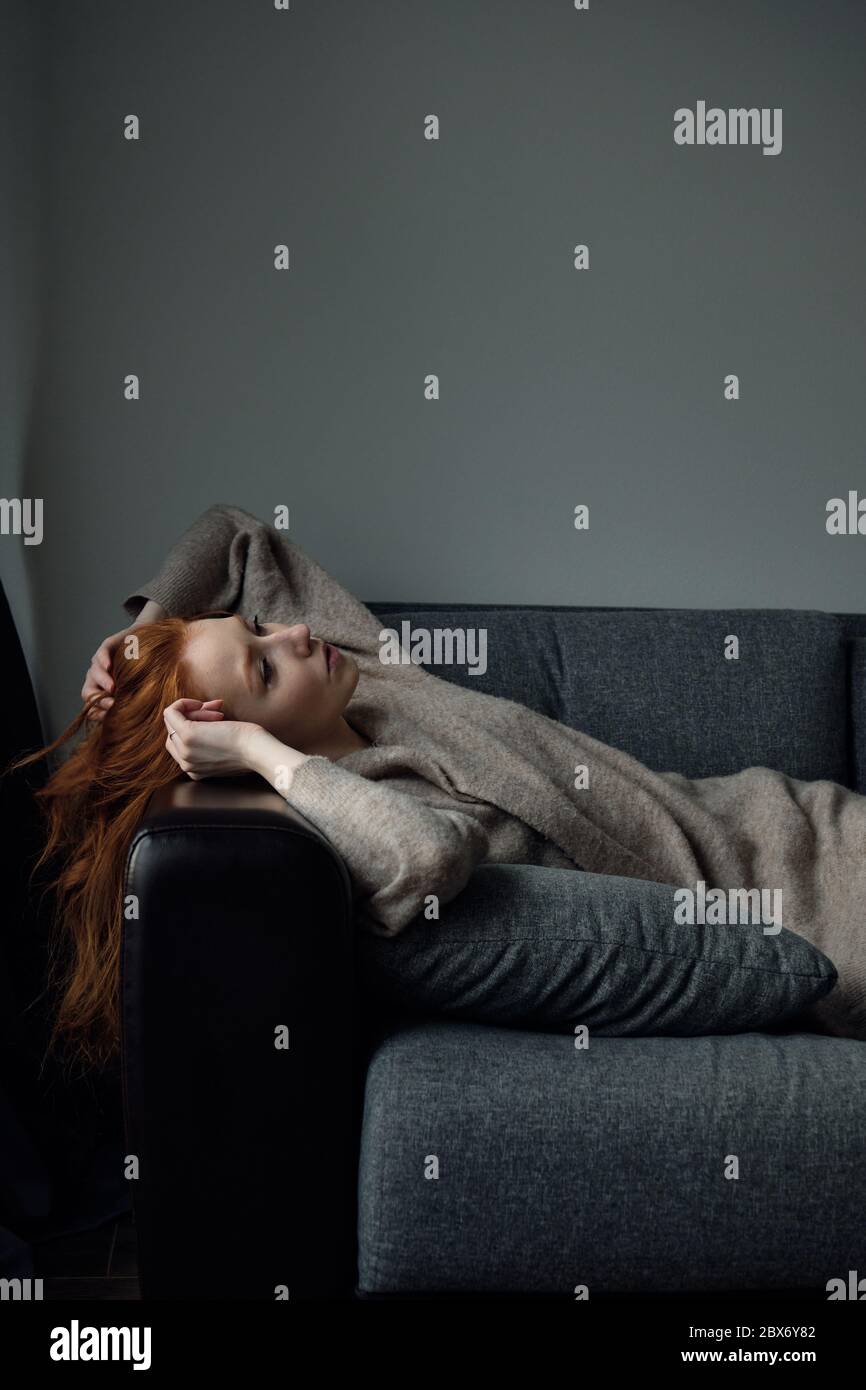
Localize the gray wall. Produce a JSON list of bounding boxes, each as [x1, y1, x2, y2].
[[3, 0, 866, 741]]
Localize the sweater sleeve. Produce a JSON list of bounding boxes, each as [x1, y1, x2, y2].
[[121, 503, 260, 621], [120, 502, 387, 656], [284, 756, 490, 936]]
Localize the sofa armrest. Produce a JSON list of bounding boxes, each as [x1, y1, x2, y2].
[[120, 775, 359, 1299]]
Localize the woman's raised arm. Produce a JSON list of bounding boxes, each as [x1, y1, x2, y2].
[[122, 503, 263, 621], [121, 501, 386, 657]]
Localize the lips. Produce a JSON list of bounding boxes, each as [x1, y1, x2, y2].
[[323, 640, 342, 673]]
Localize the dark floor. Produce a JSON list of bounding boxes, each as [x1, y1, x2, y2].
[[34, 1210, 140, 1300]]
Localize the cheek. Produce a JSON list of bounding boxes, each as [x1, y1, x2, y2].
[[285, 671, 328, 719]]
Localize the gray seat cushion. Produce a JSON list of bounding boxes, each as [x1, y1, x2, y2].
[[357, 864, 838, 1037], [357, 1021, 866, 1294]]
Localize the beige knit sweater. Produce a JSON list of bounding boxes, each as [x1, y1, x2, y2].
[[122, 504, 866, 1039]]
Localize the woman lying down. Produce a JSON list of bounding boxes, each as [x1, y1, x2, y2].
[[9, 503, 866, 1069]]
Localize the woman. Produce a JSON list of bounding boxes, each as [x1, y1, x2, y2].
[[9, 503, 866, 1070]]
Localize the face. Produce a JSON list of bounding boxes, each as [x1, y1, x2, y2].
[[181, 615, 359, 748]]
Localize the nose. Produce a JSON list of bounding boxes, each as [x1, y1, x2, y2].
[[267, 622, 314, 654]]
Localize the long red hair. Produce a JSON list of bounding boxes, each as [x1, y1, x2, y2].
[[5, 608, 234, 1075]]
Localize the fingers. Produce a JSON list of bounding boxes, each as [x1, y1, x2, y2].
[[163, 698, 222, 777], [181, 699, 224, 715], [163, 699, 196, 740], [90, 665, 114, 691], [83, 648, 115, 721], [163, 697, 225, 742], [187, 699, 224, 721], [83, 629, 131, 721], [82, 660, 114, 699], [85, 700, 112, 723], [82, 679, 113, 720], [168, 698, 222, 712], [82, 684, 113, 721]]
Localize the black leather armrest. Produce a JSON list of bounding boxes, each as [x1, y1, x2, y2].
[[120, 775, 359, 1299]]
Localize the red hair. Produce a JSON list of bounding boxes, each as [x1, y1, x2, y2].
[[4, 608, 234, 1075]]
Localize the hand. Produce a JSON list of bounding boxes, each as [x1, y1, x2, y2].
[[83, 600, 167, 721], [163, 698, 263, 780], [82, 627, 131, 721]]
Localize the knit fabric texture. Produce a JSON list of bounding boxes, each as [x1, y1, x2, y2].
[[122, 504, 866, 1039]]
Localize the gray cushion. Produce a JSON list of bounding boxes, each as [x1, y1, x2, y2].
[[358, 1021, 866, 1294], [370, 606, 849, 785], [357, 864, 837, 1037], [849, 636, 866, 795]]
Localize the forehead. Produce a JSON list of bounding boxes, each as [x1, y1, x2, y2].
[[184, 616, 240, 670]]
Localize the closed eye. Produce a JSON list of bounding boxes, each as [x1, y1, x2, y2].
[[248, 614, 273, 688]]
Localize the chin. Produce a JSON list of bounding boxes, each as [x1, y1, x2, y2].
[[345, 655, 360, 691]]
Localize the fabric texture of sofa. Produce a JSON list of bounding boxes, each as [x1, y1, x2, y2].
[[121, 603, 866, 1299]]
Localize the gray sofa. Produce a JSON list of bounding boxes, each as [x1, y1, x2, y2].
[[121, 602, 866, 1299]]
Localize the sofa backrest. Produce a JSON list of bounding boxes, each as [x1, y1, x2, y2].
[[369, 604, 866, 792]]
